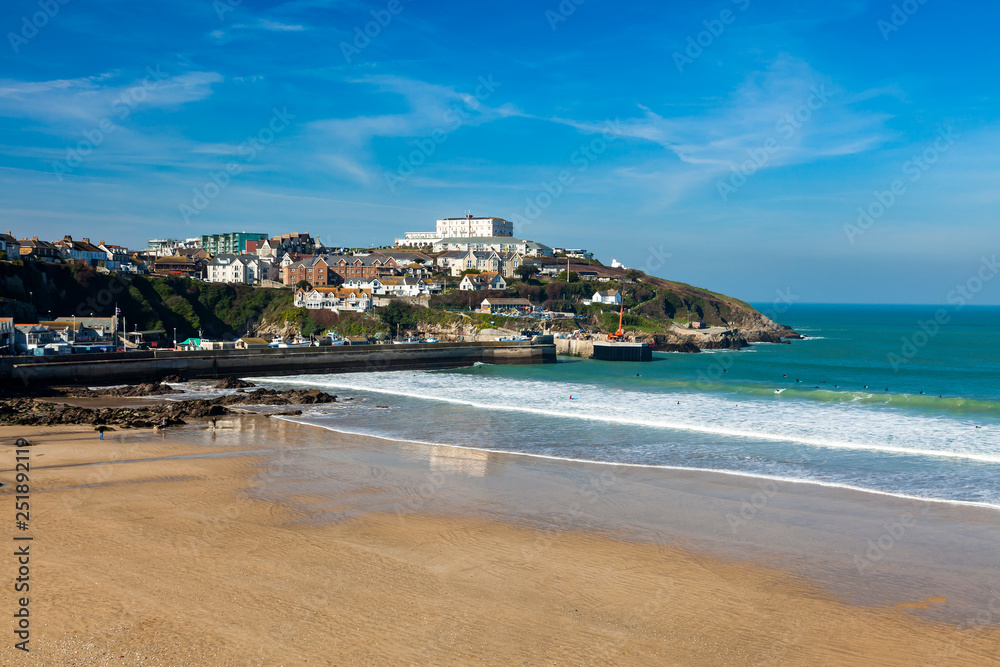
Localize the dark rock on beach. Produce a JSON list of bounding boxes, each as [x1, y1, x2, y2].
[[215, 377, 257, 389], [0, 385, 337, 429], [66, 382, 181, 398]]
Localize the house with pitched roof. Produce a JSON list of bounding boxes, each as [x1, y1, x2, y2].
[[206, 254, 270, 285], [459, 271, 507, 291], [0, 231, 20, 260], [54, 236, 106, 266], [294, 287, 373, 312], [18, 237, 62, 263], [591, 290, 622, 305]]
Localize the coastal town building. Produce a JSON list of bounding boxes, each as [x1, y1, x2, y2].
[[200, 232, 269, 256], [554, 248, 594, 260], [589, 290, 622, 305], [394, 214, 513, 247], [235, 337, 270, 349], [294, 287, 373, 312], [145, 238, 201, 257], [206, 254, 271, 285], [252, 233, 315, 259], [13, 324, 66, 355], [282, 254, 400, 286], [432, 237, 552, 257], [97, 241, 135, 271], [479, 297, 535, 315], [436, 215, 513, 239], [0, 232, 20, 260], [438, 250, 523, 278], [153, 255, 200, 278], [394, 231, 440, 247], [459, 271, 507, 291], [54, 236, 106, 266], [0, 317, 13, 355], [18, 237, 62, 262]]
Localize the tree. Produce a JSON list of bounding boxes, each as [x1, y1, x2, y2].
[[514, 264, 540, 280], [295, 280, 312, 291], [625, 269, 644, 282], [556, 270, 578, 282], [379, 300, 418, 333], [460, 268, 482, 275]]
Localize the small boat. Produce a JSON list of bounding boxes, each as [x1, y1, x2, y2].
[[424, 336, 440, 343], [277, 336, 312, 348], [392, 337, 421, 344]]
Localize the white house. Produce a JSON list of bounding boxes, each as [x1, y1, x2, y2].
[[294, 287, 373, 313], [206, 254, 270, 285], [591, 290, 622, 306], [459, 271, 507, 291], [98, 241, 132, 271], [342, 276, 433, 297]]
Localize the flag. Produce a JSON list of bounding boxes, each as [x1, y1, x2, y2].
[[115, 307, 121, 314]]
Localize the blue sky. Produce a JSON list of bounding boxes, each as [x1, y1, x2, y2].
[[1, 0, 998, 304]]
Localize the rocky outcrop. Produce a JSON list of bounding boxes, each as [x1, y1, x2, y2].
[[215, 377, 256, 389], [67, 382, 181, 397], [0, 387, 338, 428]]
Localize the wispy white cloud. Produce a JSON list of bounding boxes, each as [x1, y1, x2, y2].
[[307, 75, 520, 182], [0, 69, 223, 129], [259, 19, 305, 31]]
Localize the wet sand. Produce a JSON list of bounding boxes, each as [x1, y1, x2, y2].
[[1, 418, 999, 665]]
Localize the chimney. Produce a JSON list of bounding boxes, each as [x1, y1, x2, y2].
[[63, 235, 72, 242], [32, 236, 38, 241], [99, 240, 105, 246], [82, 238, 90, 244]]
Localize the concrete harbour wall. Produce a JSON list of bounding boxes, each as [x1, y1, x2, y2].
[[1, 341, 555, 387], [554, 338, 595, 358]]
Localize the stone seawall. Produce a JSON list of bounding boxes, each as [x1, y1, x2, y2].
[[554, 338, 595, 358], [1, 342, 555, 387]]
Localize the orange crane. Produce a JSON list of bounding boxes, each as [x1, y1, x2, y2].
[[608, 287, 627, 342]]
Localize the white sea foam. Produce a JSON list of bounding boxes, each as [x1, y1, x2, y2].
[[251, 371, 1000, 465]]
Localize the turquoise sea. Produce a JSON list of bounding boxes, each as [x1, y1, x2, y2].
[[251, 304, 1000, 508]]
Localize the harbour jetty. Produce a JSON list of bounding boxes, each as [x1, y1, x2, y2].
[[0, 340, 555, 387]]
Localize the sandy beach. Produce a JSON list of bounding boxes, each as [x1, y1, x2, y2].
[[2, 417, 999, 666]]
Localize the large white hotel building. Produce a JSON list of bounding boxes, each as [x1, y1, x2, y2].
[[396, 214, 513, 246]]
